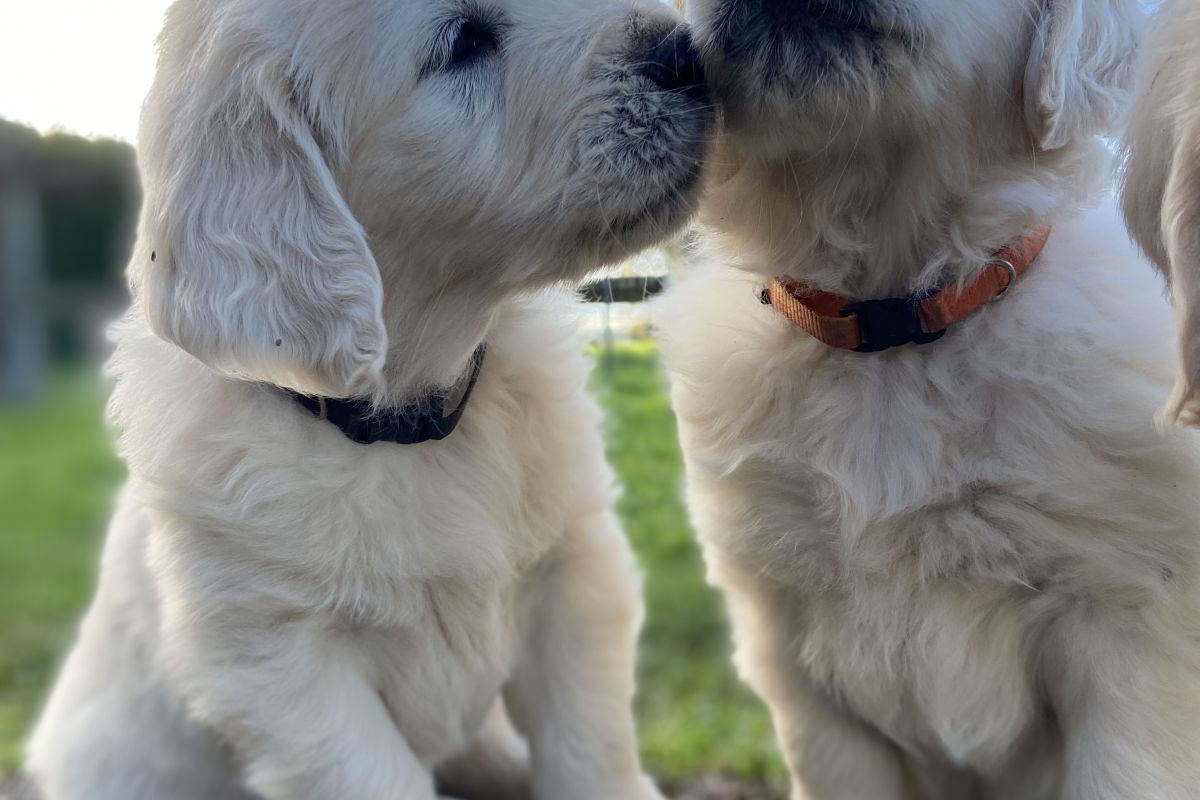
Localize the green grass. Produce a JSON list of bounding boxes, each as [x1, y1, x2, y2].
[[0, 372, 123, 774], [592, 342, 783, 789], [0, 347, 783, 787]]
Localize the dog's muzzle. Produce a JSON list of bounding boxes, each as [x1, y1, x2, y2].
[[639, 29, 708, 103]]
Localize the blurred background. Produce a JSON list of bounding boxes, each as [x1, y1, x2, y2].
[[0, 0, 782, 797]]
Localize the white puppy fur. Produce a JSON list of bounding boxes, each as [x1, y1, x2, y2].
[[1123, 0, 1200, 427], [659, 0, 1200, 798], [26, 0, 710, 798]]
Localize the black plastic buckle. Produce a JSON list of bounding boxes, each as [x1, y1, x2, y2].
[[841, 297, 946, 353]]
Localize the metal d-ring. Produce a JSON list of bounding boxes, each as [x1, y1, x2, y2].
[[989, 258, 1019, 302]]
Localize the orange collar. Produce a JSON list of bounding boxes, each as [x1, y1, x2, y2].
[[763, 226, 1052, 352]]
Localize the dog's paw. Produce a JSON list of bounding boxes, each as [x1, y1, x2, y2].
[[611, 774, 669, 800], [634, 786, 669, 800]]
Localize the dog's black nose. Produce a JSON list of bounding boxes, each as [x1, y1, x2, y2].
[[642, 31, 707, 100]]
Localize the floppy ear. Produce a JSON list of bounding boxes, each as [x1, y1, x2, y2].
[[1023, 0, 1142, 151], [130, 53, 387, 398]]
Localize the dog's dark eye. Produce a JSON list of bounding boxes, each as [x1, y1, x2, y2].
[[447, 19, 498, 69]]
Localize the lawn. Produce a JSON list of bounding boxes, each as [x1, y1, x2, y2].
[[592, 343, 783, 790], [0, 345, 784, 791], [0, 372, 124, 773]]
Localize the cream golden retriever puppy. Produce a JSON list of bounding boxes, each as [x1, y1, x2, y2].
[[1123, 0, 1200, 427], [25, 0, 710, 798], [659, 0, 1200, 798]]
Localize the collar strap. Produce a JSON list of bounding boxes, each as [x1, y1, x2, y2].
[[288, 345, 487, 445], [763, 226, 1052, 353]]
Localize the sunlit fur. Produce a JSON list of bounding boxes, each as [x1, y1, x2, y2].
[[1122, 0, 1200, 427], [659, 0, 1200, 797], [25, 0, 710, 797]]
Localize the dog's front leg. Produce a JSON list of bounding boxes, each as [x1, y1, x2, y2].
[[764, 675, 920, 800], [167, 622, 439, 800], [713, 569, 919, 800], [505, 513, 665, 800], [436, 700, 531, 800], [1053, 610, 1200, 800]]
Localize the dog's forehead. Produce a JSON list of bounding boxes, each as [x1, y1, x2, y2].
[[227, 0, 639, 64]]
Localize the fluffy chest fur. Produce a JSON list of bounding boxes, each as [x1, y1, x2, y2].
[[105, 297, 613, 762], [659, 202, 1200, 776]]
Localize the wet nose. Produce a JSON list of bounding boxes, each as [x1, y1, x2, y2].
[[641, 30, 707, 100]]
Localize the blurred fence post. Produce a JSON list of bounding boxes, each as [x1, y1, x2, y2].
[[0, 154, 47, 403]]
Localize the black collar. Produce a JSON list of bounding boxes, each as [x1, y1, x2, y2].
[[288, 345, 487, 445]]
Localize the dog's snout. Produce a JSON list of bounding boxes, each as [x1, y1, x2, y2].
[[641, 31, 706, 100]]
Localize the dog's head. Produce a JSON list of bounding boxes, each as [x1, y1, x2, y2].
[[131, 0, 710, 398], [689, 0, 1140, 158]]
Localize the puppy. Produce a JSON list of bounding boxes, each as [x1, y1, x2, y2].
[[25, 0, 710, 798], [1123, 0, 1200, 427], [659, 1, 1200, 798]]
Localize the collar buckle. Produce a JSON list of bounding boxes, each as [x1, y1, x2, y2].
[[841, 297, 946, 353]]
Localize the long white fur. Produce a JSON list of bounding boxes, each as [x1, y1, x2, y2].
[[660, 0, 1200, 798], [25, 0, 710, 797], [1122, 0, 1200, 427]]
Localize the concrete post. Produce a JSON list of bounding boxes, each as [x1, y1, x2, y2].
[[0, 156, 47, 403]]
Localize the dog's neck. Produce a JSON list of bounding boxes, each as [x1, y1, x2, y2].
[[707, 129, 1108, 300], [371, 275, 503, 409]]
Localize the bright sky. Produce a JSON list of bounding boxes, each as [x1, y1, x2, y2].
[[0, 0, 173, 143]]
